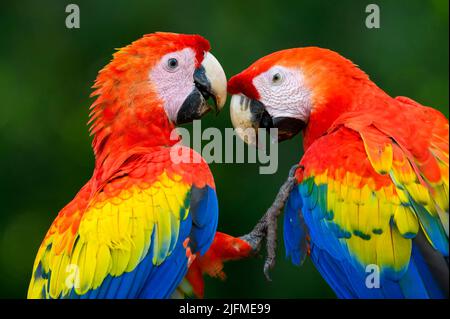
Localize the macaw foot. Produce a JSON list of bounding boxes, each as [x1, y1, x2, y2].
[[239, 164, 298, 281]]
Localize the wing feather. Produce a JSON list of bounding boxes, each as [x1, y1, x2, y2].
[[28, 152, 218, 299], [286, 124, 448, 298]]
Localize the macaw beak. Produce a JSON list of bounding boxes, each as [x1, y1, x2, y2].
[[230, 94, 305, 145], [176, 52, 227, 124]]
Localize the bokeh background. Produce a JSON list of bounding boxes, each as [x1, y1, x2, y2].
[[0, 0, 448, 298]]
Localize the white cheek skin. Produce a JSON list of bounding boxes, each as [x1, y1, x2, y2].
[[149, 48, 196, 122], [253, 67, 312, 121]]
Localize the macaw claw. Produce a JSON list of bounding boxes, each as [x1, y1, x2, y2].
[[239, 164, 298, 281]]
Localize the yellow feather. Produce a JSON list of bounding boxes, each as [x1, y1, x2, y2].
[[349, 235, 377, 266], [126, 207, 145, 271], [358, 185, 376, 235], [77, 241, 97, 295], [28, 277, 46, 299], [394, 205, 419, 237], [406, 182, 430, 206], [433, 183, 449, 213], [346, 197, 359, 231], [93, 244, 111, 289], [30, 171, 192, 298], [110, 245, 131, 276], [48, 254, 63, 298], [340, 182, 349, 200], [365, 142, 393, 174], [118, 205, 132, 240], [349, 186, 362, 205], [326, 182, 336, 215]]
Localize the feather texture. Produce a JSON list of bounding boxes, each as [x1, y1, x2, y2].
[[285, 116, 448, 298], [28, 147, 218, 299]]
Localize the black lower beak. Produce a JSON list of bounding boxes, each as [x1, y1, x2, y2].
[[271, 117, 306, 141], [249, 99, 305, 141], [194, 66, 212, 101], [246, 99, 273, 130], [176, 67, 212, 125], [176, 89, 209, 125]]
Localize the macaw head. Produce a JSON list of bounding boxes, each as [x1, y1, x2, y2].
[[227, 47, 372, 146], [89, 32, 227, 158]]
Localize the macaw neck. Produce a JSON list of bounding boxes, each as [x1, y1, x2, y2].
[[90, 101, 179, 184], [302, 80, 388, 150]]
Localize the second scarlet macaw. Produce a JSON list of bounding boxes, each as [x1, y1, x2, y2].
[[28, 32, 251, 299], [228, 48, 449, 298]]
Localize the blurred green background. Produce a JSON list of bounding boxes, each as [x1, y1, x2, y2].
[[0, 0, 448, 299]]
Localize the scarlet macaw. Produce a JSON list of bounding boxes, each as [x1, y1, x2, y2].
[[28, 32, 251, 299], [228, 47, 449, 298]]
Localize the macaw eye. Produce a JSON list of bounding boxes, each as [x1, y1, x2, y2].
[[271, 72, 283, 85], [166, 58, 179, 71]]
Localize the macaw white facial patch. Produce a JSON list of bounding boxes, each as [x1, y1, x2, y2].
[[150, 48, 197, 122], [252, 66, 312, 122]]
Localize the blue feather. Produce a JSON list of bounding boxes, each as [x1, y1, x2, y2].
[[288, 180, 449, 299], [283, 185, 306, 265], [59, 184, 218, 299], [190, 186, 219, 255]]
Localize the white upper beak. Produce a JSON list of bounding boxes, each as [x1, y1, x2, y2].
[[230, 94, 259, 145], [201, 52, 227, 110]]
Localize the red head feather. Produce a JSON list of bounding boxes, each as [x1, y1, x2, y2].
[[228, 47, 371, 98], [88, 33, 211, 169], [228, 47, 382, 149]]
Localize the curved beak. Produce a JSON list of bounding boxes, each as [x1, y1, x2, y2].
[[176, 52, 227, 124], [230, 94, 305, 145]]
